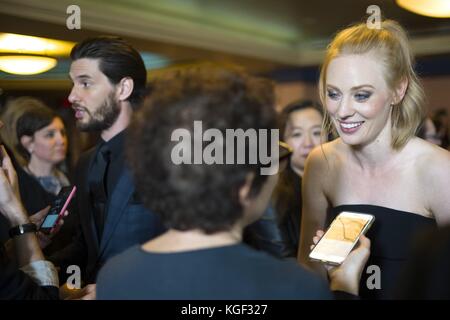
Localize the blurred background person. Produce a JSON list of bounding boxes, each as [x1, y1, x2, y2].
[[417, 116, 442, 146], [432, 109, 449, 150], [272, 99, 327, 258], [4, 97, 75, 255], [0, 97, 40, 168], [243, 100, 330, 258]]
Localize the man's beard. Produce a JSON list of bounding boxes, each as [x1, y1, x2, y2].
[[76, 93, 121, 132]]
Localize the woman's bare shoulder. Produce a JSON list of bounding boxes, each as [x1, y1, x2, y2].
[[407, 138, 450, 170], [305, 139, 344, 184], [406, 138, 450, 193]]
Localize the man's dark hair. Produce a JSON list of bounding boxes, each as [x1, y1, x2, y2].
[[127, 63, 277, 234], [71, 36, 147, 108]]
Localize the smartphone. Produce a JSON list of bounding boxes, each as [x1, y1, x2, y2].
[[39, 186, 77, 234], [309, 211, 375, 266]]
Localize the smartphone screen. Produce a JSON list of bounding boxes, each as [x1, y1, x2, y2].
[[309, 211, 374, 265], [39, 186, 76, 233], [41, 214, 60, 229]]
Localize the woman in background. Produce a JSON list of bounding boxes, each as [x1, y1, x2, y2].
[[272, 100, 326, 258], [14, 98, 74, 254], [243, 100, 328, 258]]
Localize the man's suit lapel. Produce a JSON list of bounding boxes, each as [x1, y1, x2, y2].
[[98, 168, 134, 257]]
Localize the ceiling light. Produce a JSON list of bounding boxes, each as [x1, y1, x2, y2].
[[0, 33, 75, 56], [0, 55, 57, 75], [396, 0, 450, 18]]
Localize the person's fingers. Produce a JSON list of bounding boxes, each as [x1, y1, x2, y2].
[[312, 230, 324, 245], [50, 220, 65, 236], [79, 291, 96, 300], [78, 284, 96, 300], [29, 206, 50, 226], [1, 146, 18, 188], [352, 235, 371, 260], [312, 236, 320, 245], [358, 234, 371, 249]]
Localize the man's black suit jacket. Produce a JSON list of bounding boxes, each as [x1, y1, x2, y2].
[[50, 146, 164, 284]]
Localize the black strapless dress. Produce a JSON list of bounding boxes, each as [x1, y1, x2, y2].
[[329, 204, 437, 300]]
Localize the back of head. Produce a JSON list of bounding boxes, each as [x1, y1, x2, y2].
[[127, 63, 276, 233], [16, 101, 58, 162], [71, 36, 147, 108], [319, 19, 425, 149]]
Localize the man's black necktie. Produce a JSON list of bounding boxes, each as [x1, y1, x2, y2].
[[91, 144, 111, 240]]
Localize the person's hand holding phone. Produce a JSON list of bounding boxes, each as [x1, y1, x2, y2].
[[29, 206, 69, 249], [311, 230, 371, 296]]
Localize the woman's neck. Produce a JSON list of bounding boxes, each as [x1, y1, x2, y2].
[[290, 163, 304, 177], [346, 118, 399, 170], [142, 227, 243, 253], [27, 157, 54, 177]]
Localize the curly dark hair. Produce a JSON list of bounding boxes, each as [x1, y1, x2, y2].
[[127, 63, 277, 234], [71, 36, 147, 109]]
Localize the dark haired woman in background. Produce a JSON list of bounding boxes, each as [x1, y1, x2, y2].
[[243, 100, 328, 258], [272, 100, 327, 258], [14, 98, 74, 254]]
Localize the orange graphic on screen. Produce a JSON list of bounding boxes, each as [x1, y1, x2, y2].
[[326, 217, 367, 242]]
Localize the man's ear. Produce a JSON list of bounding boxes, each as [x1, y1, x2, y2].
[[393, 78, 408, 105], [239, 172, 255, 208], [116, 77, 134, 102], [20, 135, 33, 153]]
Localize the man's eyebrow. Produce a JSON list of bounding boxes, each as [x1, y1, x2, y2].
[[69, 75, 92, 81]]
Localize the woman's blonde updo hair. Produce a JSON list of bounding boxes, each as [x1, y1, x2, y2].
[[319, 19, 425, 149]]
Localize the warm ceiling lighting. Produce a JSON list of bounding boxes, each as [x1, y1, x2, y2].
[[0, 55, 57, 75], [396, 0, 450, 18], [0, 33, 75, 56]]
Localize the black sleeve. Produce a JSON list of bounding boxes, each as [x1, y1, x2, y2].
[[47, 222, 87, 282], [0, 244, 59, 300], [394, 226, 450, 299], [243, 205, 288, 258], [332, 290, 360, 300]]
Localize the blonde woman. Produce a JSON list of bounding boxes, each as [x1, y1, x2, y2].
[[298, 20, 450, 299]]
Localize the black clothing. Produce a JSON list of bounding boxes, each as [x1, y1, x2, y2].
[[49, 130, 165, 284], [329, 204, 437, 300], [395, 225, 450, 299], [245, 166, 302, 258], [0, 226, 58, 300]]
